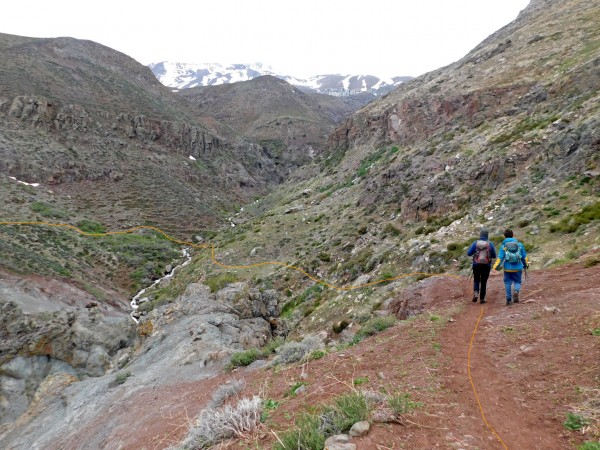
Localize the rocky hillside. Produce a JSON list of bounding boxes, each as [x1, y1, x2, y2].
[[0, 33, 282, 232], [150, 60, 412, 96], [177, 76, 364, 169], [0, 33, 356, 297]]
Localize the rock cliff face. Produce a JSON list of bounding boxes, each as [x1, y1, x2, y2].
[[0, 297, 135, 425]]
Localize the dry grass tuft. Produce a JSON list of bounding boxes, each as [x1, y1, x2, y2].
[[171, 396, 263, 449]]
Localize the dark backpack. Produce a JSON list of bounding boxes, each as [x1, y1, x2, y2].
[[504, 241, 522, 264], [473, 240, 491, 264]]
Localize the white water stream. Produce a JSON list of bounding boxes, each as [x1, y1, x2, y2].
[[129, 248, 192, 323]]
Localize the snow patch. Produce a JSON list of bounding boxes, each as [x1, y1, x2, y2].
[[9, 176, 39, 187]]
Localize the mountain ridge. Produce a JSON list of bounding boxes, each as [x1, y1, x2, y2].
[[149, 60, 412, 96]]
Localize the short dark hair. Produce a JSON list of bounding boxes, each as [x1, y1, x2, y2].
[[504, 228, 514, 238]]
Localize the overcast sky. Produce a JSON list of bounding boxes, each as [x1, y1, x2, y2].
[[2, 0, 530, 78]]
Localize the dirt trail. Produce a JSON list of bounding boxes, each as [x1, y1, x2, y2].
[[415, 264, 600, 450]]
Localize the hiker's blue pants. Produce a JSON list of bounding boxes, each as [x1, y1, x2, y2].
[[503, 271, 522, 299]]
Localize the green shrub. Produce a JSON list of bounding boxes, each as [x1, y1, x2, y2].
[[229, 348, 260, 367], [578, 442, 600, 450], [281, 284, 324, 318], [563, 412, 590, 430], [101, 232, 180, 293], [321, 392, 370, 434], [357, 147, 387, 177], [379, 271, 394, 283], [388, 392, 422, 415], [261, 337, 284, 355], [205, 273, 239, 293], [284, 381, 306, 397], [490, 115, 559, 145], [114, 371, 131, 385], [318, 252, 331, 262], [77, 220, 106, 234], [351, 316, 396, 344], [337, 249, 373, 281], [308, 349, 327, 361], [443, 238, 474, 263], [261, 398, 279, 422], [274, 390, 416, 450], [30, 201, 68, 219], [273, 412, 325, 450], [550, 201, 600, 234], [382, 223, 401, 236], [363, 315, 396, 335], [353, 376, 369, 386]]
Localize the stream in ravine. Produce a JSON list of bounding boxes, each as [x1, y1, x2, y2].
[[129, 248, 192, 323]]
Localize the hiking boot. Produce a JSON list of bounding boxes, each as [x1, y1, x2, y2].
[[513, 291, 519, 303], [480, 299, 487, 304], [472, 291, 479, 303], [506, 299, 512, 306]]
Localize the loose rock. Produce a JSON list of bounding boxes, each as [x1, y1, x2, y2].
[[349, 420, 370, 437]]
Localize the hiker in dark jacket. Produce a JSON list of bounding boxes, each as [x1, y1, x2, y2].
[[493, 228, 528, 306], [467, 228, 496, 304]]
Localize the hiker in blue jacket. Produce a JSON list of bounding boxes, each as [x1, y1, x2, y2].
[[467, 228, 496, 304], [493, 228, 529, 306]]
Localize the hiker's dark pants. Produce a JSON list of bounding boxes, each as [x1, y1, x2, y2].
[[472, 264, 491, 300]]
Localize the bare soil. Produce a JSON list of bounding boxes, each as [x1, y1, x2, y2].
[[83, 261, 600, 449]]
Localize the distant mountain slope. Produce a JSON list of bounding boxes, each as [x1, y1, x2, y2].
[[0, 32, 286, 294], [177, 76, 365, 168], [149, 61, 412, 96], [0, 33, 285, 227]]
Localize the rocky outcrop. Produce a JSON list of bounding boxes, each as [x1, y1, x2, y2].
[[1, 95, 225, 155], [0, 300, 135, 424], [0, 280, 283, 449], [329, 85, 530, 151]]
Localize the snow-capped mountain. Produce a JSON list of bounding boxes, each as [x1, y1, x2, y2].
[[148, 61, 412, 97]]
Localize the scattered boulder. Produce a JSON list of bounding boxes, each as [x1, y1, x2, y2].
[[284, 205, 304, 214], [324, 434, 356, 450], [349, 420, 370, 437]]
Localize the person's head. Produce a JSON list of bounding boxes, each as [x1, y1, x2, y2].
[[504, 228, 514, 238], [479, 228, 489, 240]]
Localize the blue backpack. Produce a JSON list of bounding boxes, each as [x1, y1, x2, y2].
[[504, 241, 522, 264]]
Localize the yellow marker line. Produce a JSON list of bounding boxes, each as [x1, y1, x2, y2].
[[0, 220, 462, 291], [468, 306, 509, 449]]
